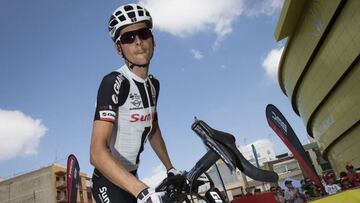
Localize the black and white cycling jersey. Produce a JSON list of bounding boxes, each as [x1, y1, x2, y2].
[[94, 64, 159, 171]]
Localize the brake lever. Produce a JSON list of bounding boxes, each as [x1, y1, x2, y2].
[[156, 174, 189, 202]]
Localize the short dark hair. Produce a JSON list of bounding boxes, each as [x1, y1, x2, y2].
[[339, 171, 347, 178], [284, 180, 292, 185]]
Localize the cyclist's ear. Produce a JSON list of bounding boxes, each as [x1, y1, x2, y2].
[[115, 42, 122, 55]]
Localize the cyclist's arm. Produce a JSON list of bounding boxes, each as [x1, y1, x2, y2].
[[90, 120, 148, 197], [148, 121, 173, 170]]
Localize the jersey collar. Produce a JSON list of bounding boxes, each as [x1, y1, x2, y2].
[[121, 64, 148, 83]]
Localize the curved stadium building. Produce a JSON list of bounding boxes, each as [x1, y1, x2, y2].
[[275, 0, 359, 174]]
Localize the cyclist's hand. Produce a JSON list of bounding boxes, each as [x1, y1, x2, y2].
[[137, 188, 165, 203], [167, 167, 181, 177]]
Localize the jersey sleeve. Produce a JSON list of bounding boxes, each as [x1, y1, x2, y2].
[[94, 72, 129, 123]]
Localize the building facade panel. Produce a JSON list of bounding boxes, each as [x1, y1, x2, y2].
[[276, 0, 360, 175], [0, 167, 54, 203], [279, 0, 342, 100], [327, 123, 360, 174], [0, 164, 94, 203], [296, 0, 360, 126], [311, 62, 360, 150]]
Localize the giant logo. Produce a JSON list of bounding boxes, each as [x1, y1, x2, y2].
[[112, 74, 125, 105]]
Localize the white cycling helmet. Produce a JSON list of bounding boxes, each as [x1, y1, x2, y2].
[[108, 4, 153, 42]]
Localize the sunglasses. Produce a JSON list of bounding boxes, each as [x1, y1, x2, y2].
[[118, 28, 153, 44]]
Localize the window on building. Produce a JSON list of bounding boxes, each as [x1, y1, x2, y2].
[[86, 179, 92, 187], [56, 191, 65, 201], [274, 165, 287, 174], [232, 187, 243, 196], [287, 162, 300, 172]]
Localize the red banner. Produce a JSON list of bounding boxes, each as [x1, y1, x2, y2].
[[230, 192, 277, 203], [67, 154, 80, 203], [266, 104, 324, 192]]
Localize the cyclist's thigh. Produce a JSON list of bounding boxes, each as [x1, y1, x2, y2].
[[92, 170, 136, 203]]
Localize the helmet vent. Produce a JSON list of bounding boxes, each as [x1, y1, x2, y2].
[[119, 15, 126, 22], [109, 19, 118, 27], [124, 5, 133, 11], [128, 11, 135, 18]]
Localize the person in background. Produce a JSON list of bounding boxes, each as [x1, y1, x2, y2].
[[345, 163, 360, 187], [304, 178, 320, 199], [340, 171, 355, 190], [277, 186, 285, 197], [271, 186, 285, 203], [300, 179, 306, 194], [323, 172, 341, 195], [284, 180, 306, 203]]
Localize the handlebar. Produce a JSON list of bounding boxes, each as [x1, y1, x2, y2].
[[156, 118, 279, 202], [191, 119, 279, 182]]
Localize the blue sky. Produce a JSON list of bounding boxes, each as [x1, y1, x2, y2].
[[0, 0, 309, 186]]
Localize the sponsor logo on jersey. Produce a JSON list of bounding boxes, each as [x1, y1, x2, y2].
[[112, 94, 118, 105], [130, 93, 142, 107], [112, 74, 125, 105], [130, 112, 155, 122], [99, 110, 116, 121], [99, 186, 111, 203]]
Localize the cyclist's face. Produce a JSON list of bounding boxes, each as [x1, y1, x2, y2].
[[285, 183, 293, 188], [117, 22, 155, 66]]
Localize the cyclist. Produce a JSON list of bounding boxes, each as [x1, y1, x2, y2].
[[90, 4, 179, 203]]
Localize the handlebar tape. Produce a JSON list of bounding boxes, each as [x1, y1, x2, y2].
[[186, 150, 219, 182]]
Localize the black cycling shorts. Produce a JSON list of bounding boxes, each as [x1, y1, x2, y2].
[[91, 168, 137, 203]]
